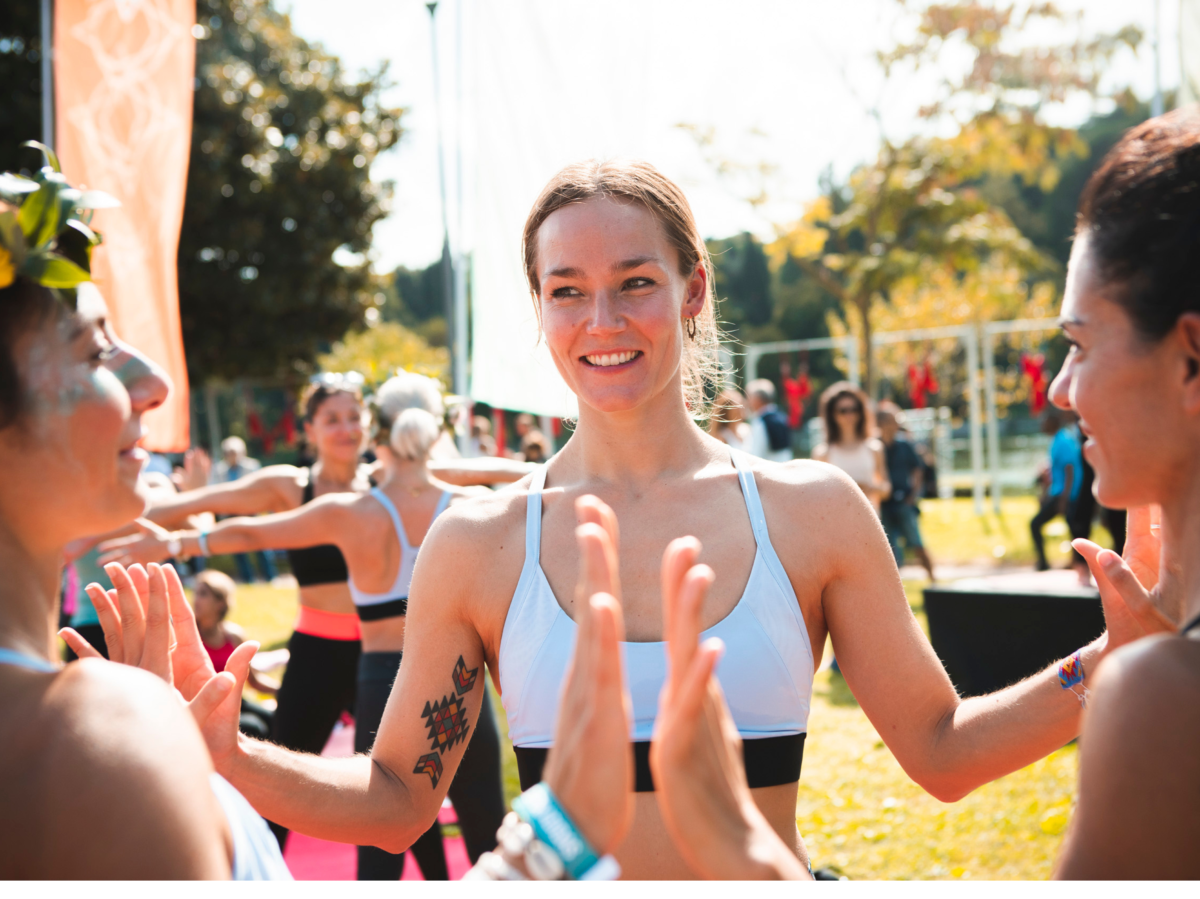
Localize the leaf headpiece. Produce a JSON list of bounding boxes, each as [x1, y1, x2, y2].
[[0, 142, 120, 303]]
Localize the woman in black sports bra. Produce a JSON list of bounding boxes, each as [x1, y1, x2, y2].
[[122, 378, 373, 850]]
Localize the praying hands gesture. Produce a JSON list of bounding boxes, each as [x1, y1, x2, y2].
[[59, 561, 258, 768]]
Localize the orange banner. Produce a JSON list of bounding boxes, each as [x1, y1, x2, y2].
[[55, 0, 195, 451]]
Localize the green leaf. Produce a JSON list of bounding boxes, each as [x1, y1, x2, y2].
[[64, 218, 99, 245], [18, 181, 64, 249], [22, 251, 92, 288], [0, 210, 26, 270], [22, 140, 61, 174], [76, 189, 121, 210], [0, 173, 40, 198]]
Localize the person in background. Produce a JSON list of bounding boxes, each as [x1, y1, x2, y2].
[[1030, 407, 1087, 577], [467, 415, 497, 458], [212, 437, 278, 585], [813, 382, 889, 511], [744, 379, 792, 462], [708, 388, 751, 451], [876, 403, 935, 581], [188, 570, 279, 741], [506, 412, 536, 459], [520, 429, 551, 464], [1070, 433, 1127, 557]]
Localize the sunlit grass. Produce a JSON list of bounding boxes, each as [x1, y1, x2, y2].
[[799, 669, 1076, 880]]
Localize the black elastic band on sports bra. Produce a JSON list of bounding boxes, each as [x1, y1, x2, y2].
[[355, 597, 408, 622], [513, 732, 805, 793], [287, 469, 351, 587], [1182, 611, 1200, 635]]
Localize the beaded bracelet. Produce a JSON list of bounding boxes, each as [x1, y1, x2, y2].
[[197, 528, 212, 558], [1059, 650, 1090, 708]]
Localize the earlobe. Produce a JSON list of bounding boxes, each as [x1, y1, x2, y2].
[[1178, 313, 1200, 414]]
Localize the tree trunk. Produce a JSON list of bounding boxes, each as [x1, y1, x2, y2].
[[857, 294, 874, 395]]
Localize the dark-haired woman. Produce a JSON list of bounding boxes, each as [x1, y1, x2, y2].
[[101, 371, 508, 880], [139, 376, 371, 848], [649, 107, 1199, 880], [812, 381, 889, 511], [0, 252, 287, 877]]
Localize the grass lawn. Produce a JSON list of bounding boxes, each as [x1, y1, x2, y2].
[[223, 494, 1091, 880]]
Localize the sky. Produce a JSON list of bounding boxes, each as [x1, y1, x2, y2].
[[282, 0, 1184, 274]]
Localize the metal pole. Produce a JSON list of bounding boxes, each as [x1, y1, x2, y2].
[[965, 325, 984, 514], [1153, 0, 1164, 117], [41, 0, 54, 148], [427, 2, 457, 393], [845, 338, 860, 387], [983, 325, 1002, 513], [452, 0, 470, 451]]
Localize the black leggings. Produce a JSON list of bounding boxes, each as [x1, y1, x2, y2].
[[267, 630, 361, 849], [1031, 494, 1087, 569], [354, 650, 506, 880]]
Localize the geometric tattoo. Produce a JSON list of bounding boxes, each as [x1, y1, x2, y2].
[[452, 655, 479, 695], [413, 752, 444, 788], [412, 655, 479, 788]]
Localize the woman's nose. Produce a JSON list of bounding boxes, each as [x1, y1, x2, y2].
[[111, 343, 171, 414], [586, 291, 622, 333], [1048, 356, 1073, 411]]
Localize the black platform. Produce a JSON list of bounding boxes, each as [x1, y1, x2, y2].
[[924, 570, 1106, 697]]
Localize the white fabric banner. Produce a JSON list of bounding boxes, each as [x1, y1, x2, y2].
[[463, 0, 660, 417], [1183, 0, 1200, 105]]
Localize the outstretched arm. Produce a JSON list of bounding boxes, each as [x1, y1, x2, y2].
[[143, 464, 301, 528], [98, 493, 354, 567]]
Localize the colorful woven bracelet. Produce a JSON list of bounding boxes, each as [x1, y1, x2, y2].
[[1058, 650, 1090, 708]]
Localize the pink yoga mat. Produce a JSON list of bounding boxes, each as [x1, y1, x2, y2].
[[282, 717, 472, 880]]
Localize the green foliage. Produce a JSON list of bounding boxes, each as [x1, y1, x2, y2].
[[317, 320, 448, 387], [385, 261, 449, 347], [179, 0, 403, 384], [0, 6, 43, 175]]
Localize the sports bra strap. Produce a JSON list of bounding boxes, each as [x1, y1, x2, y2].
[[730, 449, 771, 549], [525, 465, 547, 565], [432, 488, 453, 521], [370, 487, 410, 549], [301, 467, 314, 504]]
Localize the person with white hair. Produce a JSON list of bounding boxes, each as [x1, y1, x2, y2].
[[744, 378, 792, 463], [98, 371, 507, 880]]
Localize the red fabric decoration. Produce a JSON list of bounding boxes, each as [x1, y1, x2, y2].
[[247, 406, 296, 456], [1021, 353, 1048, 415], [907, 359, 940, 409], [782, 373, 811, 428]]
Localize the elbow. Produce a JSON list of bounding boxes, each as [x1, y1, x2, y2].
[[908, 767, 972, 804]]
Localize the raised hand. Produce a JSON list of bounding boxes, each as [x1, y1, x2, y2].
[[59, 562, 254, 770], [541, 495, 634, 856], [651, 538, 809, 880], [96, 519, 178, 567], [1074, 504, 1179, 650]]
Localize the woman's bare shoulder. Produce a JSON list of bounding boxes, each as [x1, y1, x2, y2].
[[1090, 634, 1200, 726], [426, 474, 534, 549]]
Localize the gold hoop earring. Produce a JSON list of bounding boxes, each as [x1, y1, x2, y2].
[[685, 316, 697, 341]]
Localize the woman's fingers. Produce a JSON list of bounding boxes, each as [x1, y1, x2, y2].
[[575, 522, 618, 643], [576, 496, 621, 599], [141, 563, 174, 683], [105, 563, 147, 666], [1075, 539, 1176, 636], [187, 671, 236, 727], [673, 637, 724, 728], [58, 627, 105, 660], [85, 583, 125, 664]]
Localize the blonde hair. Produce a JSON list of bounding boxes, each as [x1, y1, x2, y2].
[[373, 372, 445, 445], [521, 159, 724, 417], [390, 407, 441, 461], [195, 569, 236, 617]]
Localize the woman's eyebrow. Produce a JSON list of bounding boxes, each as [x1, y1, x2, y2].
[[1058, 315, 1085, 329], [612, 256, 657, 273]]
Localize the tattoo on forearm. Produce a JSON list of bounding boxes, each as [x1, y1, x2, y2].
[[412, 655, 479, 788]]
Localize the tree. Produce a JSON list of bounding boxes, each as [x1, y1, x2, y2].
[[179, 0, 402, 385], [317, 321, 448, 387], [768, 2, 1140, 391], [0, 6, 45, 174]]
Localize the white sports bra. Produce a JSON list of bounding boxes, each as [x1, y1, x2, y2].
[[349, 487, 451, 622], [499, 449, 814, 792]]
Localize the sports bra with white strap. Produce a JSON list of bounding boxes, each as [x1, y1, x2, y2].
[[348, 487, 451, 621], [498, 449, 815, 792]]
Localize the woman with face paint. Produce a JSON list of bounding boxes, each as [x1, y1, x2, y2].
[[0, 164, 288, 877]]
